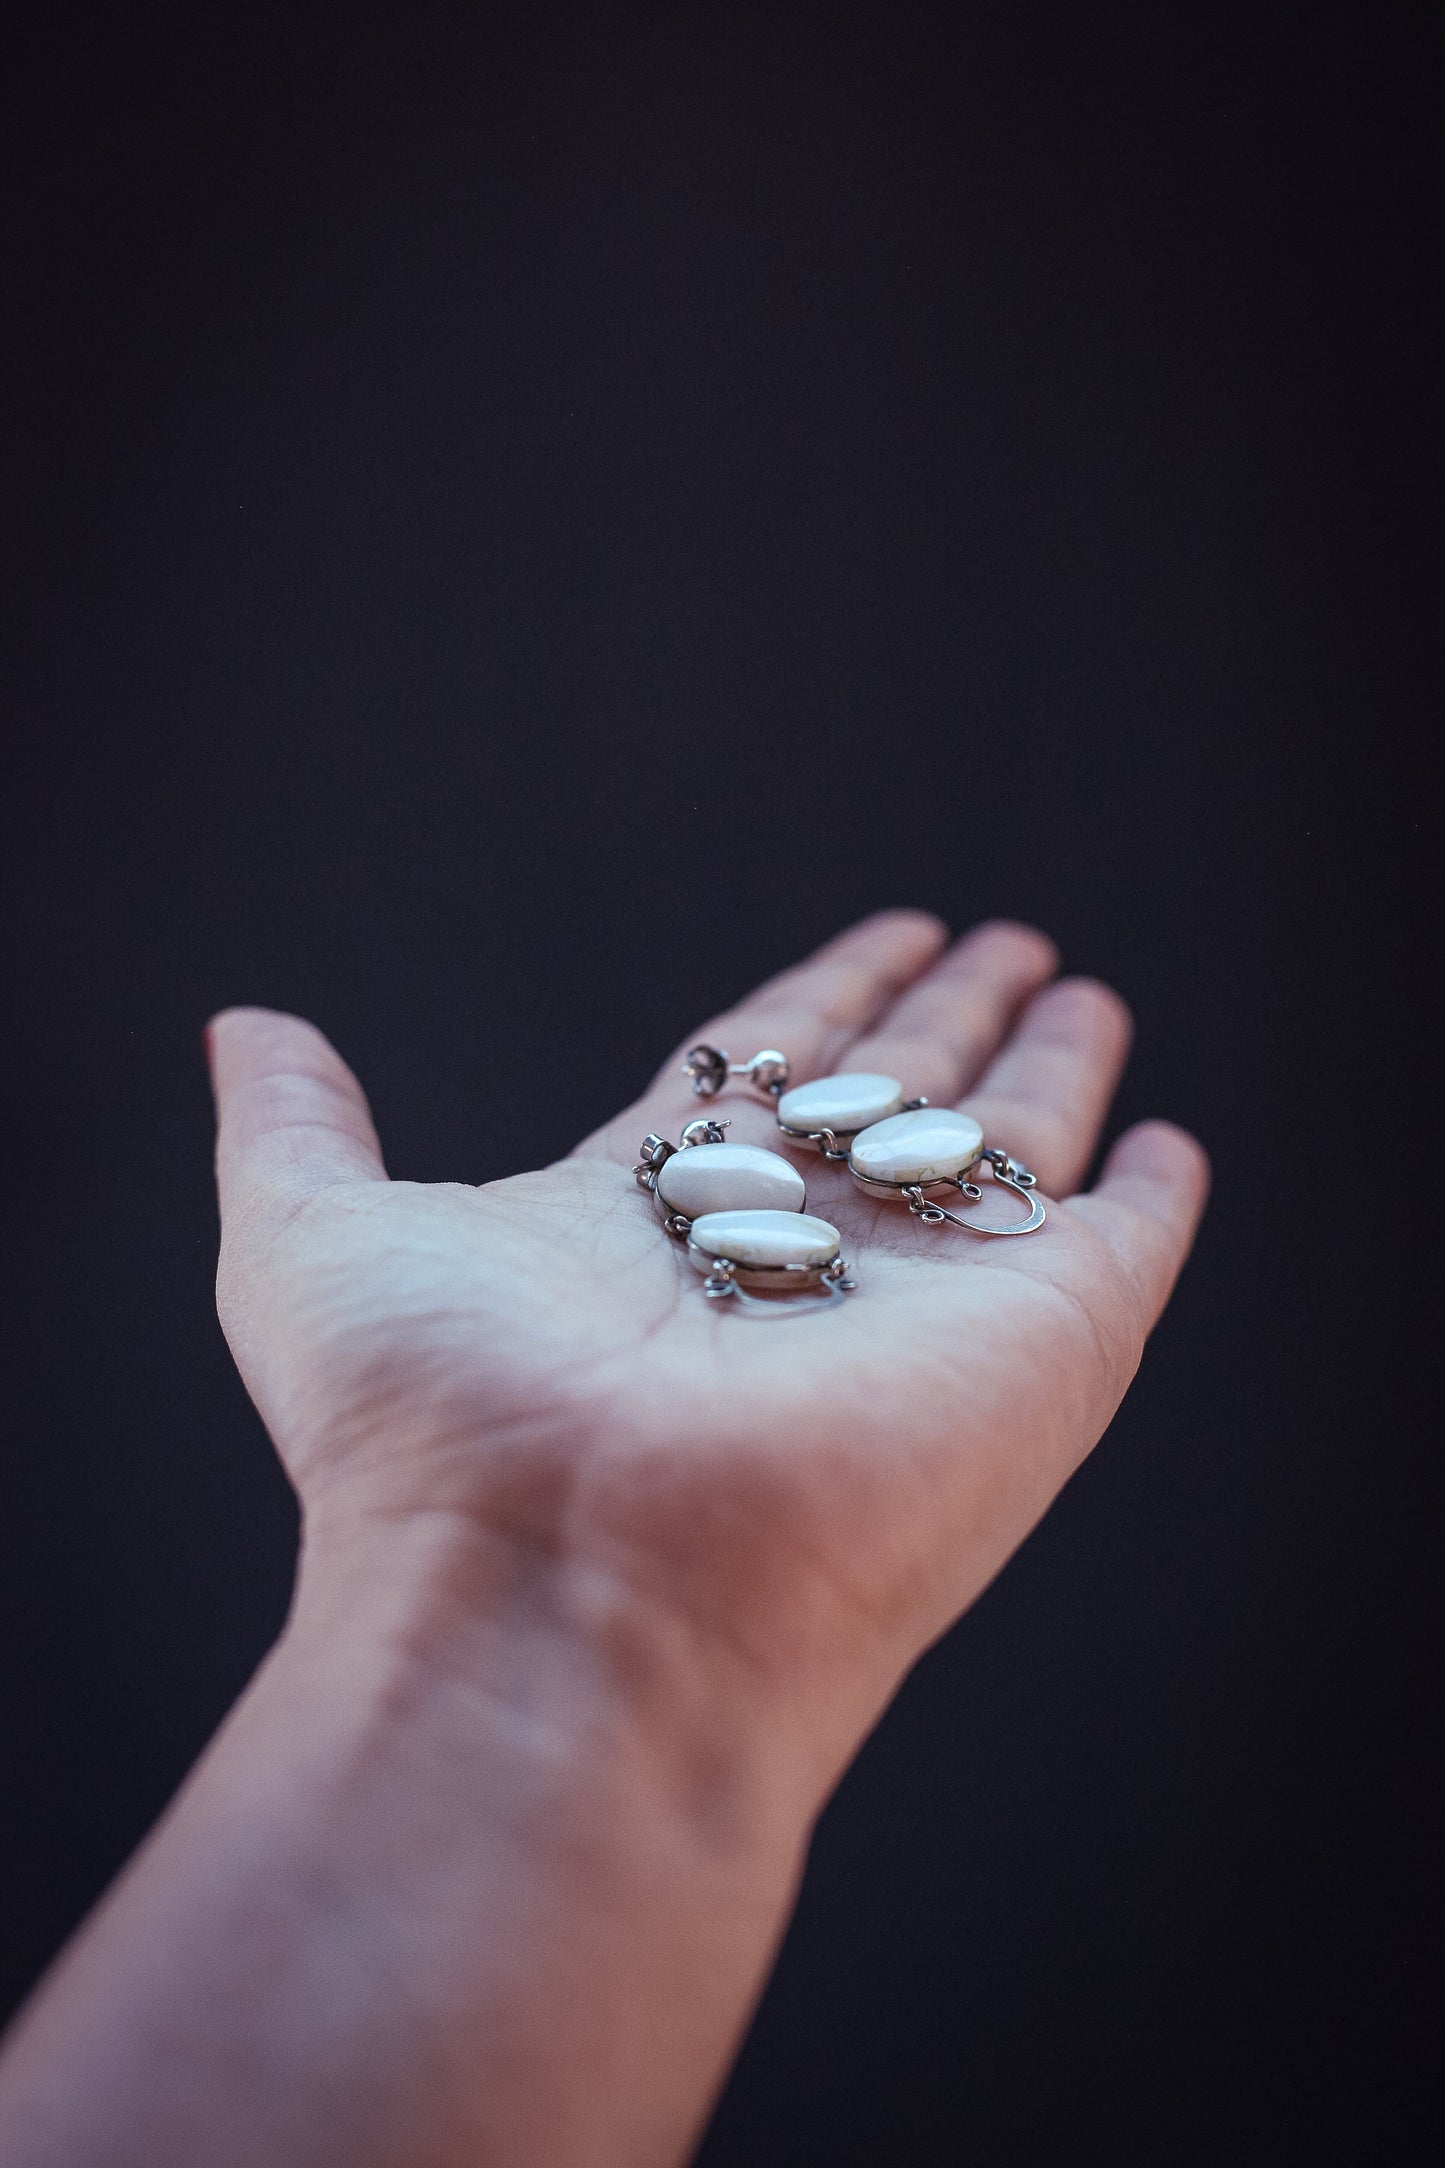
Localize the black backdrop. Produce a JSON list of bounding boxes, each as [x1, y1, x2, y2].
[[1, 5, 1437, 2161]]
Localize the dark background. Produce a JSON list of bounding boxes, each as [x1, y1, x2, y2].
[[1, 3, 1437, 2160]]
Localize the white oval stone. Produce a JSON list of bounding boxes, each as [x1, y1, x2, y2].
[[776, 1071, 904, 1137], [848, 1107, 984, 1187], [687, 1209, 841, 1271], [656, 1142, 805, 1218]]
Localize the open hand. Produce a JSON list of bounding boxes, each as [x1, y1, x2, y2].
[[209, 912, 1207, 1780]]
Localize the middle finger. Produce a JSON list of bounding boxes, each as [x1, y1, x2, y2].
[[842, 919, 1059, 1104]]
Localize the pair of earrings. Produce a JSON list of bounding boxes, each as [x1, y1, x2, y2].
[[634, 1042, 1044, 1314]]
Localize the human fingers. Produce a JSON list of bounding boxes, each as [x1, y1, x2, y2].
[[960, 977, 1133, 1196], [581, 909, 947, 1158], [206, 1007, 387, 1236], [1065, 1120, 1211, 1331], [888, 1119, 1208, 1665], [841, 919, 1058, 1104]]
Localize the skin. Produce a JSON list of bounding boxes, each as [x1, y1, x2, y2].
[[0, 912, 1208, 2168]]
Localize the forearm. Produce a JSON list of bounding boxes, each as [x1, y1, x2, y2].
[[0, 1518, 813, 2168]]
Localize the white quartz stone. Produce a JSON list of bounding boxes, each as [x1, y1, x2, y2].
[[848, 1107, 984, 1187], [687, 1209, 841, 1271], [776, 1071, 904, 1137], [656, 1142, 806, 1218]]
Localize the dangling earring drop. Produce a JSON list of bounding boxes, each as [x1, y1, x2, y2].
[[742, 1060, 1048, 1239], [635, 1117, 805, 1231], [843, 1105, 1046, 1236], [634, 1122, 855, 1310]]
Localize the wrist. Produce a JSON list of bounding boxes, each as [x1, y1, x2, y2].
[[259, 1508, 814, 2164], [285, 1500, 819, 1866]]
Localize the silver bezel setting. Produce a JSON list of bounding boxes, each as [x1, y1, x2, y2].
[[684, 1242, 839, 1290], [847, 1155, 984, 1204], [684, 1239, 855, 1308], [636, 1123, 811, 1238], [845, 1144, 1045, 1236]]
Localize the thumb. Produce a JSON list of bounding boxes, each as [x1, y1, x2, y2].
[[205, 1007, 387, 1238]]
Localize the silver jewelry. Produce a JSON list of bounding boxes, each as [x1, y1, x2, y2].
[[634, 1125, 854, 1309], [774, 1071, 927, 1158], [709, 1062, 1048, 1239], [682, 1043, 791, 1098], [845, 1104, 1045, 1237], [685, 1213, 856, 1309]]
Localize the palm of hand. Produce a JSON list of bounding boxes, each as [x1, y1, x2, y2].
[[210, 914, 1206, 1702]]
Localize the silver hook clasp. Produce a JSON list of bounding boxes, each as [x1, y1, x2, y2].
[[903, 1149, 1046, 1237]]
